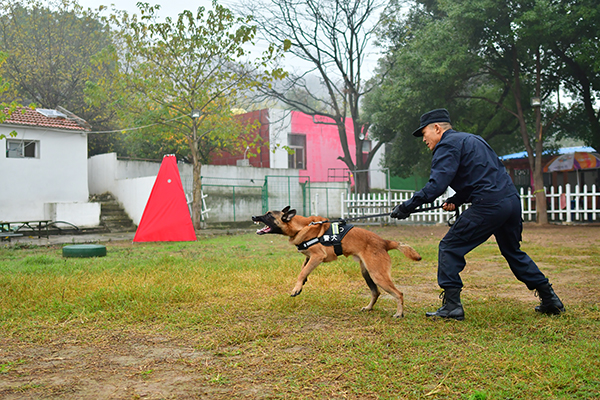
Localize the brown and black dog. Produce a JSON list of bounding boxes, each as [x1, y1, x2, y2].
[[252, 206, 421, 317]]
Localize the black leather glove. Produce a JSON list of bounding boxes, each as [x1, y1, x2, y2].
[[391, 203, 410, 220]]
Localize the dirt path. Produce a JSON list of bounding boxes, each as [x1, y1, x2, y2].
[[1, 224, 599, 399]]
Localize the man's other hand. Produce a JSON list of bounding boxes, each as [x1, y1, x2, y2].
[[443, 202, 456, 211]]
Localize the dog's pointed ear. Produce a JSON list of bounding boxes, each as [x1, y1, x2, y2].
[[282, 208, 296, 222], [282, 206, 290, 214]]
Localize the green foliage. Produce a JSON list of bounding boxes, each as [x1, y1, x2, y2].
[[86, 1, 285, 227], [0, 51, 22, 139], [0, 0, 116, 143], [542, 0, 600, 150], [87, 1, 284, 163], [367, 0, 600, 177]]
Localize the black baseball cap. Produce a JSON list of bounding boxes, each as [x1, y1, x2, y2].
[[412, 108, 451, 137]]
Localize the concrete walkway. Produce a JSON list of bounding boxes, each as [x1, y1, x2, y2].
[[4, 231, 136, 246], [3, 228, 255, 247]]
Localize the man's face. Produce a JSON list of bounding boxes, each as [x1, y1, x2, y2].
[[422, 123, 444, 151]]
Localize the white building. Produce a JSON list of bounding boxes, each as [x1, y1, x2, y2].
[[0, 107, 100, 227]]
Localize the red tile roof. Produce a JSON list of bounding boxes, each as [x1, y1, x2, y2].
[[2, 107, 89, 131]]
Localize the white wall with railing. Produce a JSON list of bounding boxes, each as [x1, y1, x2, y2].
[[342, 184, 600, 224]]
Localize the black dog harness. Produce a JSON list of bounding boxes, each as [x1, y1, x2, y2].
[[296, 222, 354, 256]]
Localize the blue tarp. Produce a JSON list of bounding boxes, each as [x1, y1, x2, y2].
[[499, 146, 597, 161]]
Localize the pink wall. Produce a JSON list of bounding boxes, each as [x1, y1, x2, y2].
[[208, 109, 362, 184], [291, 111, 357, 182], [208, 109, 271, 168]]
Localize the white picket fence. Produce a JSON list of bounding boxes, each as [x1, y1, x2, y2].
[[341, 184, 600, 224], [522, 184, 600, 223]]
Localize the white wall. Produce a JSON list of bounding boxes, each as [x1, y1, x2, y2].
[[45, 202, 101, 227], [87, 152, 117, 195], [1, 125, 99, 226], [89, 154, 163, 225], [368, 147, 388, 190], [268, 109, 292, 169], [114, 176, 156, 226], [87, 153, 349, 224]]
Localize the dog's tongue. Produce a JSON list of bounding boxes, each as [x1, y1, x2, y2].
[[256, 225, 271, 235]]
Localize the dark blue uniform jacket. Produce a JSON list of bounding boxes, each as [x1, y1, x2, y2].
[[403, 129, 517, 212]]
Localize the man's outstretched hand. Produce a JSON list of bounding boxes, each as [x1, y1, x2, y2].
[[391, 203, 410, 220]]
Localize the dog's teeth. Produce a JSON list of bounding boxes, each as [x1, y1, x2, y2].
[[255, 225, 271, 235]]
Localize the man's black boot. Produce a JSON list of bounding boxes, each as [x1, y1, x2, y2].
[[426, 288, 465, 321], [534, 282, 565, 315]]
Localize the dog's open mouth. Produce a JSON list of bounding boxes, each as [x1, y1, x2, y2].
[[254, 221, 271, 235]]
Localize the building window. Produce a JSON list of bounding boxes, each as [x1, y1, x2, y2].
[[6, 140, 39, 158], [288, 134, 306, 169]]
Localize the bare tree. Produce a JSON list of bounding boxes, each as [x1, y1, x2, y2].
[[239, 0, 387, 193]]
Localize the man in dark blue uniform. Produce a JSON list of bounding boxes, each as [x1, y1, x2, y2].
[[391, 108, 565, 320]]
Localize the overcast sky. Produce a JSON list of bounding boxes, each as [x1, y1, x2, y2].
[[79, 0, 219, 19], [77, 0, 381, 78]]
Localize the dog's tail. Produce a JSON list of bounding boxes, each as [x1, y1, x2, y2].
[[387, 241, 422, 261]]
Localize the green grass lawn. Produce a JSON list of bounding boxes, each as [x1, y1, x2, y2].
[[1, 225, 599, 399]]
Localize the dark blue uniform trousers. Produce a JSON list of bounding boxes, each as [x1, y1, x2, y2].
[[438, 193, 549, 290]]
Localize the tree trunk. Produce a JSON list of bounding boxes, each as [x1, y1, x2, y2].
[[191, 159, 203, 230], [513, 47, 548, 225], [533, 112, 548, 224], [189, 123, 204, 230], [532, 48, 548, 225], [533, 173, 548, 224], [533, 147, 548, 224], [354, 170, 369, 194]]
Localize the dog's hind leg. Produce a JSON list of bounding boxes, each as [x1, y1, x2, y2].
[[359, 262, 380, 312], [360, 253, 405, 318]]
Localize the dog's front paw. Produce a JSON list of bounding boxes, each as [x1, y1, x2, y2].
[[361, 306, 373, 312], [392, 312, 404, 318], [290, 287, 303, 297]]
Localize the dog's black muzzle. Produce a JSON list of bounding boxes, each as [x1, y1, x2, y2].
[[252, 213, 282, 235]]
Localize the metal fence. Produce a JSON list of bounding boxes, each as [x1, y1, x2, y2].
[[262, 175, 311, 216], [197, 176, 264, 223], [342, 184, 600, 224], [195, 175, 349, 224]]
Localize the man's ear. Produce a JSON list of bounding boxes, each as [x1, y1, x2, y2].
[[282, 208, 296, 222]]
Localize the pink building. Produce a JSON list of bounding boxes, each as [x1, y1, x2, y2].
[[211, 108, 385, 187]]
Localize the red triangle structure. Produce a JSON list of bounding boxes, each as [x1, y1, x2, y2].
[[134, 155, 197, 242]]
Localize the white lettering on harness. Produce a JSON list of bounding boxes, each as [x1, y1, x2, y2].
[[304, 238, 319, 247]]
